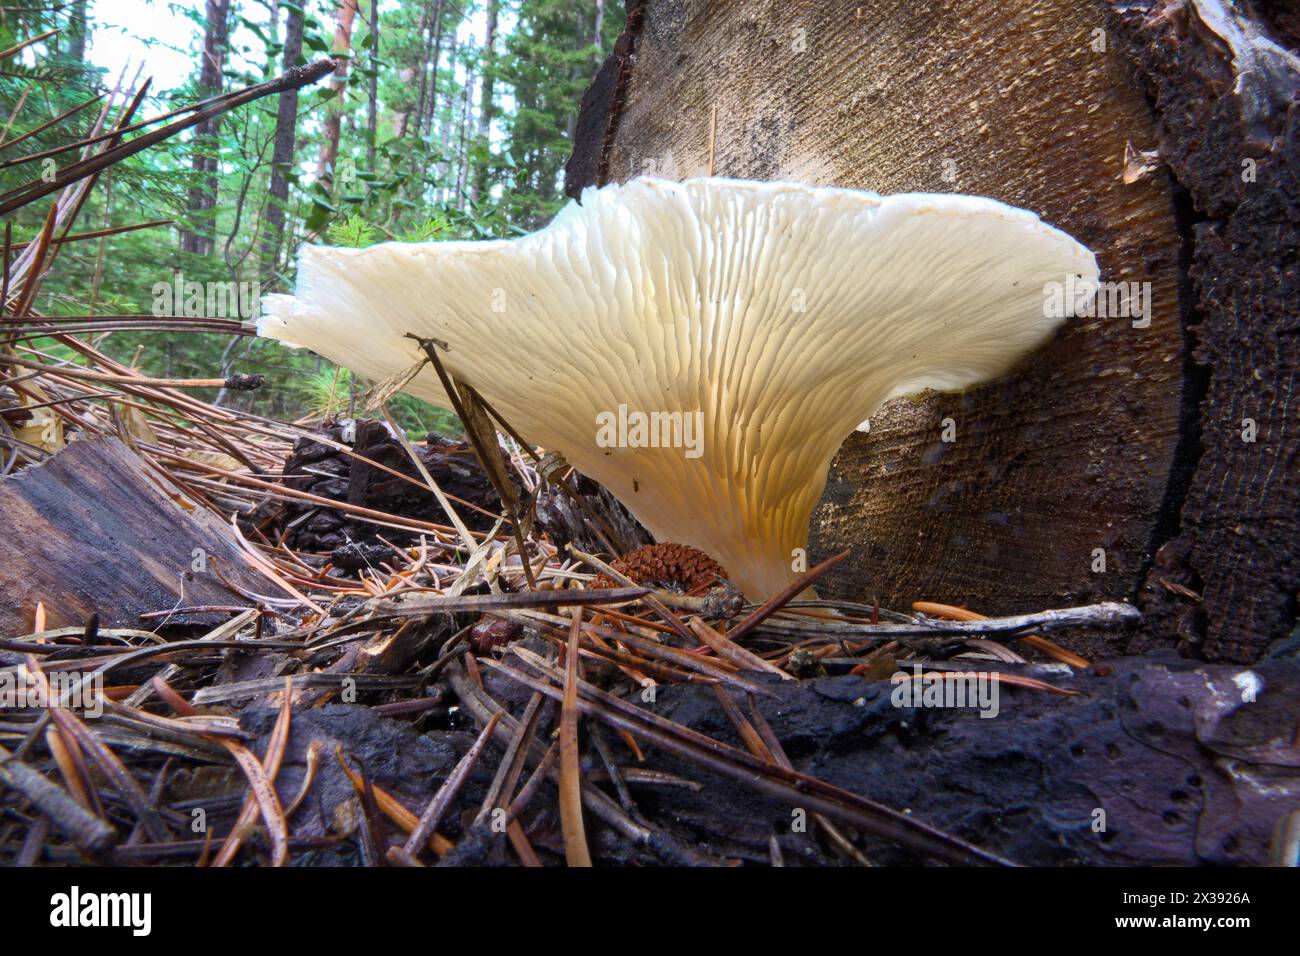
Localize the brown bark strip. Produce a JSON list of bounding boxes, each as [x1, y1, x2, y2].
[[1105, 0, 1300, 661], [563, 0, 647, 198]]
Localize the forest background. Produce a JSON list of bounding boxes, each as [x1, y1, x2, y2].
[[1, 0, 622, 431]]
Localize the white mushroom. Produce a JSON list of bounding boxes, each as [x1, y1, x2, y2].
[[260, 177, 1098, 598]]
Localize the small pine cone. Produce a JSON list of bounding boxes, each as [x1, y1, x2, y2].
[[590, 543, 729, 593]]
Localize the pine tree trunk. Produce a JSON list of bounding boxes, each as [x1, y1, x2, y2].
[[564, 7, 586, 142], [471, 0, 499, 203], [181, 0, 230, 256], [365, 0, 380, 172], [455, 63, 473, 209], [414, 0, 446, 142], [67, 0, 89, 62], [422, 0, 446, 141], [315, 0, 359, 189], [438, 25, 460, 201], [260, 1, 304, 282]]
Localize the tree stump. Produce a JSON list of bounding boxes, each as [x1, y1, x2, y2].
[[565, 0, 1298, 662]]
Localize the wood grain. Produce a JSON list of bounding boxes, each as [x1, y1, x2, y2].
[[0, 437, 269, 633]]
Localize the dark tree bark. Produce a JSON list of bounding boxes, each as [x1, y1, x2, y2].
[[438, 20, 460, 199], [181, 0, 231, 256], [365, 0, 380, 172], [260, 0, 304, 282], [565, 0, 1299, 663], [66, 0, 89, 63], [1104, 1, 1300, 663]]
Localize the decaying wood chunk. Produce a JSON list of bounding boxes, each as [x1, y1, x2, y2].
[[583, 650, 1300, 866], [0, 437, 268, 633], [245, 420, 504, 566]]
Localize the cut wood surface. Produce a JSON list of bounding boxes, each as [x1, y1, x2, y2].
[[566, 0, 1298, 661], [0, 437, 268, 633]]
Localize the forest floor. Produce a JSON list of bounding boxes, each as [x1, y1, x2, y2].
[[2, 349, 1296, 865]]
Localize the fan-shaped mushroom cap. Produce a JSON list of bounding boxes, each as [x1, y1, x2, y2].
[[261, 177, 1098, 597]]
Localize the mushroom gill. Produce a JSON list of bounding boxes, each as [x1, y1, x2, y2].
[[259, 177, 1099, 598]]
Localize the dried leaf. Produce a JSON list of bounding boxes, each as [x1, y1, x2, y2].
[[361, 358, 427, 412]]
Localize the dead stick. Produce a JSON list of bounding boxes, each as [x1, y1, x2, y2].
[[0, 59, 336, 215], [6, 219, 172, 251], [491, 654, 1011, 867], [0, 742, 116, 857], [724, 551, 850, 645], [688, 617, 791, 680], [0, 353, 261, 389], [406, 335, 538, 588], [559, 608, 593, 866], [567, 545, 697, 645]]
